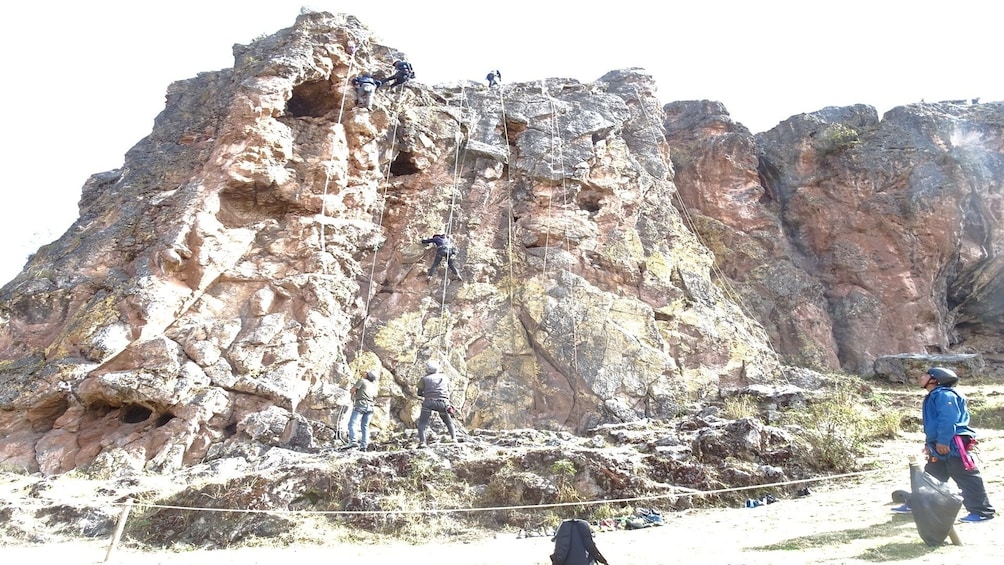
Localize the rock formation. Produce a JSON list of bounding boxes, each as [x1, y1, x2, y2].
[[1, 11, 1002, 476], [0, 12, 778, 475], [666, 100, 1004, 374]]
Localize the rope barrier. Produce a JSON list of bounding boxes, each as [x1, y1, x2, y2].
[[9, 466, 891, 517]]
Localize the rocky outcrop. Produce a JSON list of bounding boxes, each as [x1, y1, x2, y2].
[[3, 10, 1003, 477], [0, 12, 778, 475], [666, 100, 1004, 374]]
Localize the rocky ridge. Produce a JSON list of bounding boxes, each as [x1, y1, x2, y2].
[[0, 10, 1002, 489]]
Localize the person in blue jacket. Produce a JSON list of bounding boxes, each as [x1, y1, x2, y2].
[[919, 367, 995, 522]]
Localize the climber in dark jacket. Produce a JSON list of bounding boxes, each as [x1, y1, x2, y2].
[[421, 233, 462, 281], [351, 74, 381, 109], [550, 519, 608, 565], [486, 69, 501, 88], [382, 60, 414, 88]]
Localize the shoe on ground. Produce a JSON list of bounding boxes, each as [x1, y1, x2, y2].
[[959, 513, 994, 523], [891, 504, 912, 513]]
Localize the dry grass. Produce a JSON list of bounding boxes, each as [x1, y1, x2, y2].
[[3, 384, 1003, 564]]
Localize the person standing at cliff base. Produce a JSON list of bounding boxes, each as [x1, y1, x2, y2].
[[346, 370, 378, 451], [416, 359, 457, 447], [899, 367, 996, 523]]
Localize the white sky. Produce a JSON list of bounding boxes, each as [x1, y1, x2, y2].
[[0, 0, 1000, 284]]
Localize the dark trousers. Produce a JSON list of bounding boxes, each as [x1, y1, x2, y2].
[[428, 250, 461, 278], [383, 71, 410, 88], [925, 457, 996, 516], [417, 399, 456, 444]]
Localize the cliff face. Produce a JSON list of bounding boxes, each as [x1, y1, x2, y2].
[[666, 100, 1004, 374], [0, 12, 778, 474], [1, 12, 1002, 476]]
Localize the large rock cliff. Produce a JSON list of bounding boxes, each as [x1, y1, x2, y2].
[[666, 100, 1004, 374], [1, 11, 1001, 475]]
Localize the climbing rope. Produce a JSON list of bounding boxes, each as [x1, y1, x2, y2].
[[319, 42, 359, 275], [354, 84, 406, 364], [548, 92, 581, 380], [629, 85, 778, 358], [541, 97, 560, 275]]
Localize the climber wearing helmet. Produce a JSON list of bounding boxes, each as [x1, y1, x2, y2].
[[914, 367, 996, 522]]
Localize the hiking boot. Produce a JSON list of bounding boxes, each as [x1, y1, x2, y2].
[[891, 504, 912, 514], [959, 513, 994, 523]]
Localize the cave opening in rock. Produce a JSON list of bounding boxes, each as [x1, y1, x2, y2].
[[286, 79, 339, 117], [121, 404, 153, 424], [155, 413, 176, 427], [390, 151, 420, 176], [576, 192, 603, 214]]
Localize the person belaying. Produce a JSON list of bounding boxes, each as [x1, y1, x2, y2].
[[893, 367, 996, 523], [486, 69, 501, 88], [346, 370, 378, 451], [416, 359, 457, 447], [421, 233, 462, 281], [382, 60, 414, 88], [351, 74, 381, 109]]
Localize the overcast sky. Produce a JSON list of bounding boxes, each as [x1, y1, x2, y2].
[[0, 0, 999, 284]]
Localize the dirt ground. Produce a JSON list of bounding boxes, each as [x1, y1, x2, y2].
[[3, 429, 1002, 565]]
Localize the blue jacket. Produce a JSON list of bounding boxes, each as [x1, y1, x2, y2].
[[922, 385, 975, 460]]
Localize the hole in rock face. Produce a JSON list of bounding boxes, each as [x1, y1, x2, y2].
[[286, 79, 339, 117], [576, 193, 602, 214], [390, 151, 421, 176], [224, 423, 238, 437], [121, 404, 153, 424], [155, 413, 176, 427]]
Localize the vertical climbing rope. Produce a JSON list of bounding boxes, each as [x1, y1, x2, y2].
[[542, 86, 580, 386], [629, 85, 778, 359], [319, 44, 357, 275], [353, 78, 406, 363], [430, 84, 479, 355]]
